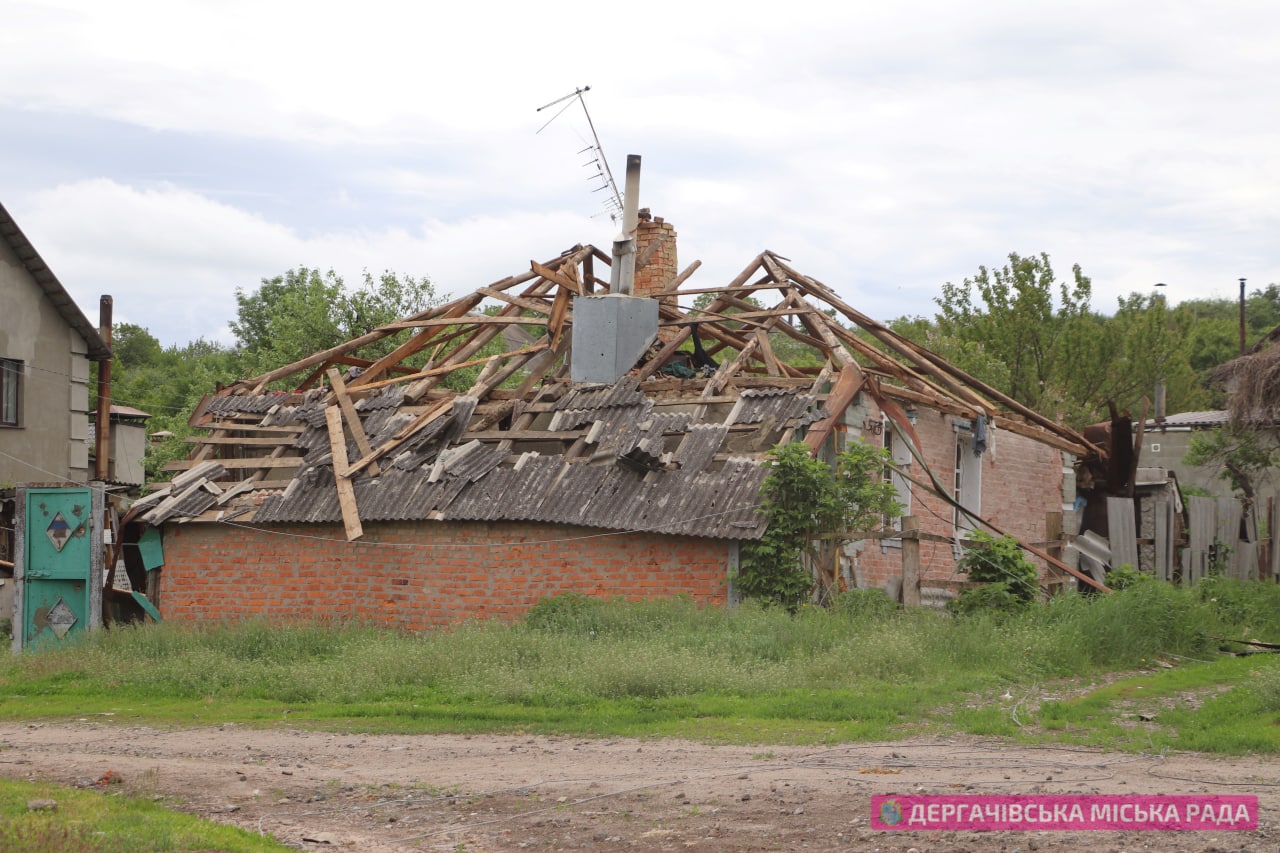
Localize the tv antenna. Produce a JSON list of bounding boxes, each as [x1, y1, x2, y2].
[[536, 86, 624, 221]]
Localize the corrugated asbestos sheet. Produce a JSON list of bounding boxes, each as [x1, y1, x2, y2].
[[673, 424, 729, 473], [728, 389, 824, 427], [167, 375, 824, 540]]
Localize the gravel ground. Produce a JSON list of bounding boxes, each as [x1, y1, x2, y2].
[[2, 721, 1278, 851]]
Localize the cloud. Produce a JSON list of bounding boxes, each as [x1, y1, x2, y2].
[[2, 0, 1277, 349], [12, 179, 607, 346]]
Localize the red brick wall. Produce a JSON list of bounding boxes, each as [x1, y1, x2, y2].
[[848, 405, 1066, 595], [158, 520, 733, 628]]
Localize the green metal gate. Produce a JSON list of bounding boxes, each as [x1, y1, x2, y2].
[[13, 486, 103, 651]]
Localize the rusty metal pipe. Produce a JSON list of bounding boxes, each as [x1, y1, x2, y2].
[[94, 295, 113, 482]]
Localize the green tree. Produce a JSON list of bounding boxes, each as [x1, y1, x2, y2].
[[932, 252, 1092, 413], [738, 441, 902, 610], [893, 257, 1210, 427], [231, 268, 440, 376]]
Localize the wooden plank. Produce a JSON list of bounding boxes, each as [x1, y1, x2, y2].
[[185, 435, 297, 446], [343, 294, 487, 388], [163, 457, 304, 472], [197, 424, 306, 434], [345, 398, 454, 477], [353, 342, 548, 393], [803, 366, 867, 453], [477, 286, 553, 315], [327, 368, 380, 477], [325, 407, 363, 541], [531, 260, 582, 295], [548, 286, 571, 350], [901, 516, 921, 606], [1107, 497, 1139, 570], [754, 328, 783, 377]]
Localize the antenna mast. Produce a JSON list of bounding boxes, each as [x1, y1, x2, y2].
[[536, 86, 624, 221]]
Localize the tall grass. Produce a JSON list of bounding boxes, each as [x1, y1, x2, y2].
[[2, 580, 1274, 738]]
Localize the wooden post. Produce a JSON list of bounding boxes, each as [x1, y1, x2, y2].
[[1045, 511, 1065, 594], [901, 516, 921, 607]]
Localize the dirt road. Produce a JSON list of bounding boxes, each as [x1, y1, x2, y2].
[[1, 721, 1277, 851]]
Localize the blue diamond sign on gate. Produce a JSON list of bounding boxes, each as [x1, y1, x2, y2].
[[45, 512, 72, 552]]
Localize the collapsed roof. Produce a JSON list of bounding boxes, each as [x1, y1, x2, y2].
[[138, 233, 1103, 541]]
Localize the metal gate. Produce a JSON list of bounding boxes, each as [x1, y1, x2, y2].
[[12, 486, 103, 651]]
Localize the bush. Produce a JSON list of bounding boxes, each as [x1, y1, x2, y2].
[[1253, 664, 1280, 712], [523, 592, 605, 634], [947, 532, 1038, 615], [830, 588, 899, 620], [1105, 564, 1152, 591]]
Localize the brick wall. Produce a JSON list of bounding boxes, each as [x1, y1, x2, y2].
[[848, 404, 1066, 595], [158, 520, 733, 628]]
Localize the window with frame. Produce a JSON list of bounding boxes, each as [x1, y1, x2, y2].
[[0, 359, 21, 427], [882, 416, 913, 539], [953, 427, 982, 535]]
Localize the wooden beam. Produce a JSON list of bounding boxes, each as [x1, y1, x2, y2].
[[531, 260, 583, 295], [804, 366, 867, 453], [194, 424, 306, 434], [327, 368, 381, 477], [548, 286, 571, 351], [184, 435, 298, 446], [345, 398, 454, 477], [325, 407, 364, 541], [163, 456, 304, 471], [754, 327, 783, 377], [477, 287, 553, 315]]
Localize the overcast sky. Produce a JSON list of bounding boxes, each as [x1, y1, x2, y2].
[[3, 1, 1277, 347]]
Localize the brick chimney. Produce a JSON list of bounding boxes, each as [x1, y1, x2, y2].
[[633, 209, 677, 305]]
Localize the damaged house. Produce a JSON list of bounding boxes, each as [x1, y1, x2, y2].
[[131, 180, 1106, 627]]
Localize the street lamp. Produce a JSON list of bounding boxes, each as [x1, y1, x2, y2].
[[1153, 283, 1167, 423]]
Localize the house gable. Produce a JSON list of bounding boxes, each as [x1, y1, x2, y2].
[[0, 204, 108, 484]]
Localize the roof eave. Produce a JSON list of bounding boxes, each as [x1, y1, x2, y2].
[[0, 201, 112, 361]]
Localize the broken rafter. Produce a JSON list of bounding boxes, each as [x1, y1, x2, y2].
[[352, 341, 549, 394], [326, 368, 381, 477], [324, 406, 364, 541], [769, 253, 1101, 458]]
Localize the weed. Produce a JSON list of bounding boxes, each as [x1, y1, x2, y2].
[[2, 580, 1279, 753]]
